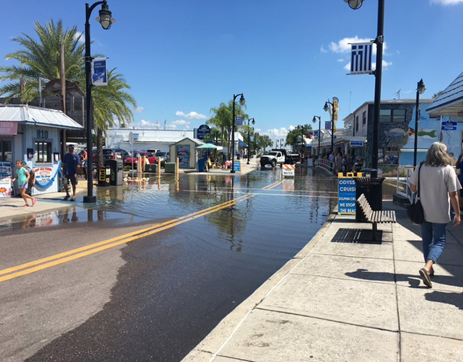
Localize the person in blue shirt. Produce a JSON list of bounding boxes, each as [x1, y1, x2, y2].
[[63, 145, 81, 201]]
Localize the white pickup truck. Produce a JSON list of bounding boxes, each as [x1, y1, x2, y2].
[[260, 150, 285, 168]]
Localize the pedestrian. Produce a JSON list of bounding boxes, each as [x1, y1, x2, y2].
[[63, 144, 81, 201], [335, 152, 342, 173], [457, 153, 463, 208], [12, 160, 36, 207], [409, 142, 461, 288], [79, 149, 88, 180]]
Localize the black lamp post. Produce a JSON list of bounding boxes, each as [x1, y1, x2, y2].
[[83, 0, 115, 203], [413, 79, 426, 167], [312, 116, 321, 158], [231, 93, 245, 173], [323, 100, 335, 156], [247, 118, 255, 165], [344, 0, 384, 178]]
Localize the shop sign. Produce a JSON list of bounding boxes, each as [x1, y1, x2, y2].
[[338, 172, 362, 215], [0, 121, 18, 136], [441, 121, 457, 131], [34, 167, 53, 184], [0, 162, 13, 197], [233, 161, 241, 172], [350, 140, 364, 147]]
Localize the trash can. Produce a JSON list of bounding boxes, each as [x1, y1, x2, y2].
[[105, 159, 124, 186], [165, 162, 176, 173], [354, 172, 385, 222], [198, 158, 205, 172]]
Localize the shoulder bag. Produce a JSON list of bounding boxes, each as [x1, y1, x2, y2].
[[407, 163, 425, 224]]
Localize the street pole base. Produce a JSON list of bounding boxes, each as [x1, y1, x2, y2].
[[230, 170, 235, 174], [83, 195, 97, 203]]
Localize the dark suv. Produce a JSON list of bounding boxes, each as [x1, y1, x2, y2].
[[92, 148, 129, 162]]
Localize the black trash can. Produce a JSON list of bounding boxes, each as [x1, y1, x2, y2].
[[105, 159, 123, 185], [354, 175, 385, 222]]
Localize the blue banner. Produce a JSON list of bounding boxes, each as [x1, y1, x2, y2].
[[338, 175, 356, 215]]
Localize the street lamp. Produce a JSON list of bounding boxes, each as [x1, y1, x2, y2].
[[344, 0, 384, 177], [83, 1, 115, 203], [413, 79, 426, 167], [247, 118, 255, 165], [323, 100, 335, 156], [231, 93, 245, 173], [312, 116, 321, 158]]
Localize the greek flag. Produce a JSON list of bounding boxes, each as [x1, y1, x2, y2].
[[350, 43, 373, 74]]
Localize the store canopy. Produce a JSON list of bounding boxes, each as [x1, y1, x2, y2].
[[427, 71, 463, 118], [0, 104, 83, 130], [197, 143, 219, 149], [238, 139, 248, 147]]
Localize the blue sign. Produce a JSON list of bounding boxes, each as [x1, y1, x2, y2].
[[233, 161, 241, 172], [92, 58, 107, 86], [314, 130, 319, 138], [350, 140, 364, 147], [196, 124, 211, 140], [442, 121, 457, 131], [236, 116, 243, 126], [338, 177, 356, 215]]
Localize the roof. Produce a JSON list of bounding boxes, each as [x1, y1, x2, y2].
[[427, 71, 463, 117], [170, 137, 203, 145], [0, 105, 83, 130]]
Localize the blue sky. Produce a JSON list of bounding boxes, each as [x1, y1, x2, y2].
[[1, 0, 463, 142]]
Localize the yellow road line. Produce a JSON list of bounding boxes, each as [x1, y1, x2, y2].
[[262, 179, 284, 190], [0, 195, 251, 282]]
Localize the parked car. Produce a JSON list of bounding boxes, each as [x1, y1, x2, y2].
[[92, 148, 129, 163], [124, 152, 157, 167]]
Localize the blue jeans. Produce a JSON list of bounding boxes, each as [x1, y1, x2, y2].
[[421, 221, 447, 263]]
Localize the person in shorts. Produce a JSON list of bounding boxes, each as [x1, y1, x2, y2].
[[12, 160, 36, 207], [63, 145, 81, 201]]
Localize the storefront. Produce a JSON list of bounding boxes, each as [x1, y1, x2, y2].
[[0, 105, 83, 197]]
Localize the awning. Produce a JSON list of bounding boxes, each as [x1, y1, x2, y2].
[[427, 71, 463, 117], [238, 139, 248, 148], [0, 105, 83, 130]]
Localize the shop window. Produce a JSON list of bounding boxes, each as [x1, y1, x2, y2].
[[355, 116, 359, 132], [34, 141, 52, 163], [362, 111, 367, 125], [0, 140, 12, 162], [393, 109, 406, 123], [380, 109, 392, 123]]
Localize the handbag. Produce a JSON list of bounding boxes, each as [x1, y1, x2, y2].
[[407, 163, 425, 224]]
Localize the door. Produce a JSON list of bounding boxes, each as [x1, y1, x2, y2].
[[0, 139, 12, 162]]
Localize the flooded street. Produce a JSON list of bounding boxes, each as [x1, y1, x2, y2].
[[1, 169, 339, 361]]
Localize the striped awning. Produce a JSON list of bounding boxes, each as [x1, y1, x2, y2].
[[427, 71, 463, 118], [0, 105, 83, 130]]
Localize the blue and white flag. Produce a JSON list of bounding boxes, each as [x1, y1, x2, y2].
[[92, 58, 108, 86], [235, 116, 243, 126], [350, 43, 373, 75]]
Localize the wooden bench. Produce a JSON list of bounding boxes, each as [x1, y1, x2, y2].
[[357, 194, 396, 240]]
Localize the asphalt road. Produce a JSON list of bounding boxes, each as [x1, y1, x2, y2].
[[0, 170, 338, 362]]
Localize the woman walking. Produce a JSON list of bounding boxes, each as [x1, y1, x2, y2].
[[410, 142, 461, 288], [12, 160, 36, 207]]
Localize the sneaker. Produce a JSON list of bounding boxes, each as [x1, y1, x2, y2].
[[32, 198, 37, 206], [63, 196, 70, 201], [419, 268, 433, 288]]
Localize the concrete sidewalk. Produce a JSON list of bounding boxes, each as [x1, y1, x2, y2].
[[184, 201, 463, 362]]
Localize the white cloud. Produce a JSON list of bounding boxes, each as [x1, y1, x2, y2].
[[73, 31, 84, 44], [263, 128, 290, 138], [134, 106, 145, 113], [175, 111, 207, 120], [430, 0, 463, 5], [337, 58, 345, 62], [172, 119, 191, 129], [139, 119, 158, 128], [320, 45, 328, 53]]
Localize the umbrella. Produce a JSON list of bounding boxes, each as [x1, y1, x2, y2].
[[197, 143, 219, 149]]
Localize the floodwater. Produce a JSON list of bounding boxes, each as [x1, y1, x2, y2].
[[9, 168, 342, 361]]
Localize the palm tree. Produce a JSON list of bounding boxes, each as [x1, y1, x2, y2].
[[0, 20, 84, 102], [0, 19, 136, 171], [208, 100, 247, 159]]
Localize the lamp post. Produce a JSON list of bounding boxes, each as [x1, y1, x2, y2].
[[413, 79, 426, 167], [312, 116, 321, 158], [231, 93, 245, 173], [344, 0, 384, 178], [83, 0, 115, 203], [247, 118, 255, 165], [323, 100, 335, 156]]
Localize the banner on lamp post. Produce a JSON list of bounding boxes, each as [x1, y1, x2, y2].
[[349, 42, 373, 75], [92, 58, 108, 86]]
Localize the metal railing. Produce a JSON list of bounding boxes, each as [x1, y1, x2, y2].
[[315, 159, 335, 175], [396, 165, 414, 203]]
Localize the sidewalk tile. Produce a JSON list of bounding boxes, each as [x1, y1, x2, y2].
[[397, 286, 463, 340], [218, 309, 399, 362], [401, 332, 463, 362], [291, 253, 395, 284], [394, 240, 463, 266], [259, 274, 398, 331]]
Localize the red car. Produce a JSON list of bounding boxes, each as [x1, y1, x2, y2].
[[124, 152, 157, 166]]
